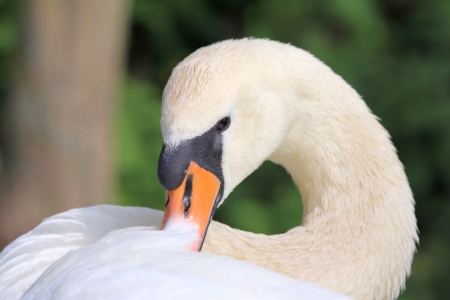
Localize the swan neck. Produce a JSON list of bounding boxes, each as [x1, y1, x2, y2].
[[266, 57, 410, 227], [203, 40, 417, 300]]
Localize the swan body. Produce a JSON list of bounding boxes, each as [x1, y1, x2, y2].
[[0, 38, 417, 300], [0, 206, 163, 299], [0, 206, 350, 299]]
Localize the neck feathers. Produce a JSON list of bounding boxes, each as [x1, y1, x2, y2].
[[204, 41, 417, 300]]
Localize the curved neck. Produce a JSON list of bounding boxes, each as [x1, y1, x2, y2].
[[204, 48, 417, 300], [269, 83, 404, 227]]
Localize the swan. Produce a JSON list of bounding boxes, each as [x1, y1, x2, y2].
[[0, 38, 417, 300]]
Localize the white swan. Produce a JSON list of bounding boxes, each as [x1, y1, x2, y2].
[[0, 38, 417, 300]]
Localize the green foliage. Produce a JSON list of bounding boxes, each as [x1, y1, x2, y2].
[[115, 77, 165, 210], [0, 0, 20, 172], [216, 161, 302, 234], [0, 0, 19, 101]]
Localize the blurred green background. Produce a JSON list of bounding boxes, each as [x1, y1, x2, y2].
[[1, 0, 450, 299]]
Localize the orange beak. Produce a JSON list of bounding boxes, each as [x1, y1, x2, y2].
[[160, 162, 221, 251]]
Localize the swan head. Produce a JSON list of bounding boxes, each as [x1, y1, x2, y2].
[[158, 39, 293, 249]]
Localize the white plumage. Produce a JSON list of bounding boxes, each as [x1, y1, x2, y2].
[[0, 205, 350, 299]]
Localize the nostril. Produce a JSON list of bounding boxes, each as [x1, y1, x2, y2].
[[182, 174, 193, 217], [165, 191, 170, 208]]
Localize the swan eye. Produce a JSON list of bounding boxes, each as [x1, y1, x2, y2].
[[215, 117, 231, 133]]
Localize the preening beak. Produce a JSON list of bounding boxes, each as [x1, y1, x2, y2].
[[157, 126, 225, 251], [161, 162, 221, 251]]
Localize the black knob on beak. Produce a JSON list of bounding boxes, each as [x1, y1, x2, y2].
[[158, 141, 193, 191]]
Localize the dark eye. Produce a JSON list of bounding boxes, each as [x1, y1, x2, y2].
[[215, 117, 231, 133]]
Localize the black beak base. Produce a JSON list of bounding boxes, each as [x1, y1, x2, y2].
[[158, 125, 225, 191]]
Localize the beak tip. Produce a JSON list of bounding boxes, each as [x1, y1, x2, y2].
[[161, 162, 221, 253], [160, 215, 203, 252]]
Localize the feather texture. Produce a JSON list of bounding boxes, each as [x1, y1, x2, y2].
[[1, 206, 349, 299]]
